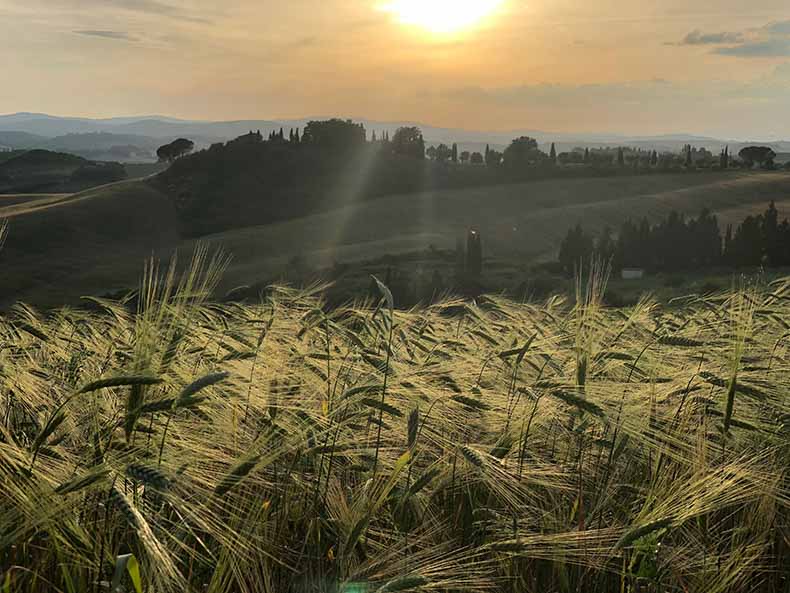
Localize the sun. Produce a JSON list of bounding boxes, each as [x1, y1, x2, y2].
[[380, 0, 504, 34]]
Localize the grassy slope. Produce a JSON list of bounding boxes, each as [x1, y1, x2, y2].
[[0, 180, 179, 307], [2, 171, 790, 307], [202, 171, 790, 288]]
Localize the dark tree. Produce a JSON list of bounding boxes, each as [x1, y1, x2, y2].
[[583, 147, 590, 163], [460, 150, 470, 164], [558, 224, 594, 274], [738, 146, 776, 169], [301, 119, 366, 148], [595, 226, 615, 262], [451, 143, 458, 163], [391, 126, 425, 159], [503, 137, 544, 168], [156, 138, 194, 162], [485, 149, 502, 167], [470, 151, 484, 165], [433, 143, 452, 162], [617, 147, 625, 167], [466, 229, 483, 279], [549, 142, 557, 164]]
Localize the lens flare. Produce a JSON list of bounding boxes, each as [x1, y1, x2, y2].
[[380, 0, 504, 34]]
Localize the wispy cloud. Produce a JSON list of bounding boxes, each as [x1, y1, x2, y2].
[[103, 0, 211, 23], [74, 29, 135, 41], [716, 38, 790, 57], [679, 19, 790, 57], [680, 30, 743, 45]]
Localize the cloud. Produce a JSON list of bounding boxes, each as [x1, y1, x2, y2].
[[680, 30, 743, 45], [716, 38, 790, 57], [681, 19, 790, 58], [104, 0, 211, 23], [765, 20, 790, 35], [74, 29, 135, 41]]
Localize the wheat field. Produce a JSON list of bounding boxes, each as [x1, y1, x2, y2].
[[2, 248, 790, 593]]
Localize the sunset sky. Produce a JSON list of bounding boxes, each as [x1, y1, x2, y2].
[[3, 0, 790, 138]]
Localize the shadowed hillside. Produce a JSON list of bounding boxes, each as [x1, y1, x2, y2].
[[0, 181, 178, 307], [0, 149, 126, 193]]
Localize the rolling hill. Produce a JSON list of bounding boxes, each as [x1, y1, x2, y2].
[[0, 149, 127, 194], [2, 169, 790, 308], [4, 112, 790, 156]]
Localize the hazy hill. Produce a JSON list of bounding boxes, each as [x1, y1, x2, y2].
[[0, 149, 126, 194], [4, 112, 790, 157], [0, 130, 50, 150]]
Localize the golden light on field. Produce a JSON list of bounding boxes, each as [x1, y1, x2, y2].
[[380, 0, 504, 34]]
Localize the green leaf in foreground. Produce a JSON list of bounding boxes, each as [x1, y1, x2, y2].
[[111, 553, 142, 593]]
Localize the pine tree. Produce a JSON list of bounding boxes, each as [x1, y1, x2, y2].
[[584, 147, 589, 163], [485, 144, 490, 162], [550, 142, 557, 164], [685, 145, 693, 168], [723, 224, 733, 264], [294, 128, 300, 143], [452, 143, 458, 163], [651, 150, 658, 166], [466, 229, 483, 280]]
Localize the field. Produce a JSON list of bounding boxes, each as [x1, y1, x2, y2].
[[1, 171, 790, 307], [2, 254, 789, 593]]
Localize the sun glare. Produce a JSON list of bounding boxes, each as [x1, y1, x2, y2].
[[380, 0, 504, 34]]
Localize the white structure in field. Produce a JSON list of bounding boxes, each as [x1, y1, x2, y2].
[[621, 268, 645, 280]]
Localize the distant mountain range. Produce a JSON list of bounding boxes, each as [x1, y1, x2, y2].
[[2, 112, 789, 162]]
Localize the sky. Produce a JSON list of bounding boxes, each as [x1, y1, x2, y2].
[[2, 0, 790, 138]]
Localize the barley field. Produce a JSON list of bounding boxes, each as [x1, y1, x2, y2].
[[2, 249, 790, 593]]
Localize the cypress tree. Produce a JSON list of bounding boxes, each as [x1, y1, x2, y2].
[[685, 145, 693, 168], [584, 147, 589, 163], [550, 142, 557, 164], [452, 143, 458, 163], [466, 229, 483, 280], [295, 128, 300, 143], [485, 144, 490, 161]]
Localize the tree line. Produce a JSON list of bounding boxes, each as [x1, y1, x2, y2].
[[158, 118, 787, 174], [558, 202, 790, 273]]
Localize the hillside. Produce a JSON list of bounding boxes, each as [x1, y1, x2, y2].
[[199, 171, 790, 294], [0, 180, 179, 307], [2, 170, 790, 308], [0, 149, 127, 194]]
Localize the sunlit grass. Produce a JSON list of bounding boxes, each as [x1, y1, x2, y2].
[[1, 252, 790, 592]]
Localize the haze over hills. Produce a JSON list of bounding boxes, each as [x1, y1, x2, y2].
[[2, 113, 790, 162]]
